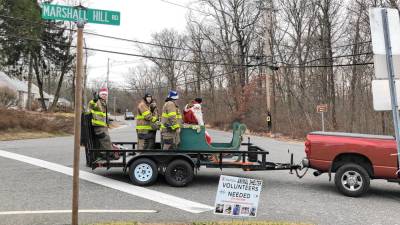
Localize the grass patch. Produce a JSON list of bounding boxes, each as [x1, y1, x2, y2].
[[0, 108, 74, 140], [88, 222, 312, 225]]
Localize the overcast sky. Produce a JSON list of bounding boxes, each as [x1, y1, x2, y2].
[[77, 0, 191, 87]]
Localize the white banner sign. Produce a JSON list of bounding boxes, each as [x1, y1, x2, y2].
[[214, 175, 262, 217]]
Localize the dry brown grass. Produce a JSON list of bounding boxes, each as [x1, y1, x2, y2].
[[0, 108, 74, 140]]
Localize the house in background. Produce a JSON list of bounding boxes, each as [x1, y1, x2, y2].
[[0, 71, 71, 109]]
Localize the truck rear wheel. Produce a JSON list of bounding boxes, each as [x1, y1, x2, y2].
[[165, 159, 194, 187], [334, 163, 370, 197], [129, 158, 158, 186]]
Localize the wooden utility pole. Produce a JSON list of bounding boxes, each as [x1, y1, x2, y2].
[[263, 0, 274, 131], [72, 20, 85, 225], [27, 55, 33, 110]]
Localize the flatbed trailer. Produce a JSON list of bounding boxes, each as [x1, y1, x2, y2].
[[81, 114, 301, 187]]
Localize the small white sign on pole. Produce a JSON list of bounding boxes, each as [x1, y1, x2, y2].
[[372, 79, 400, 111], [214, 175, 262, 217]]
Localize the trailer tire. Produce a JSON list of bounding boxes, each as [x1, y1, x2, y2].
[[165, 159, 194, 187], [334, 163, 370, 197], [129, 158, 158, 186]]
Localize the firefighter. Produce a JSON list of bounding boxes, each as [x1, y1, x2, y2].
[[161, 90, 182, 150], [149, 100, 159, 149], [136, 93, 159, 149], [88, 87, 112, 152]]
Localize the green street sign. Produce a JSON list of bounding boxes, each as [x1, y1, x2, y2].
[[42, 4, 120, 26]]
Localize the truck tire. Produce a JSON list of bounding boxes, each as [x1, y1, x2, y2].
[[129, 158, 158, 186], [165, 159, 194, 187], [334, 163, 370, 197]]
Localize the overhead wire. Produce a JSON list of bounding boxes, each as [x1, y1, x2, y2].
[[0, 33, 266, 67], [0, 13, 267, 58], [0, 13, 376, 84], [1, 13, 374, 63], [1, 32, 375, 70], [158, 0, 212, 16]]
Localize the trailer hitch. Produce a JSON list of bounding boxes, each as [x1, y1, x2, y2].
[[287, 150, 309, 178]]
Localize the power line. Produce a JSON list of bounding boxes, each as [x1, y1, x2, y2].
[[130, 69, 234, 91], [280, 62, 374, 69], [159, 0, 212, 16], [278, 52, 373, 66], [277, 41, 371, 51], [1, 33, 375, 71], [1, 33, 266, 67], [83, 31, 199, 53], [0, 14, 264, 58], [0, 13, 374, 63]]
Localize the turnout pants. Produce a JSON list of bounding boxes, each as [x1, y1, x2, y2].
[[161, 130, 180, 150], [137, 131, 157, 150], [93, 126, 112, 159]]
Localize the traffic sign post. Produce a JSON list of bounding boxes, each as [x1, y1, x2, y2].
[[370, 8, 400, 175], [317, 104, 328, 132], [71, 20, 84, 225], [41, 4, 120, 225]]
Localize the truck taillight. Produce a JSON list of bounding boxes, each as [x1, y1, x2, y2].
[[305, 140, 311, 156]]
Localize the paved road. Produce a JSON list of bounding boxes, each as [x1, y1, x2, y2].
[[0, 120, 399, 225]]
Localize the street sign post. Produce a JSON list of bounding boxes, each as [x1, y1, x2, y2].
[[42, 4, 120, 25], [41, 4, 120, 225], [370, 8, 400, 175], [317, 104, 328, 132]]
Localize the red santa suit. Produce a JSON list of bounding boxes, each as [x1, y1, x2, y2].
[[183, 101, 211, 144]]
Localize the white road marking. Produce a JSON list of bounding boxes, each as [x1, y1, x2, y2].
[[0, 209, 157, 215], [0, 149, 213, 214]]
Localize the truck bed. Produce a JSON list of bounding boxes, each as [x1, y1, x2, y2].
[[309, 131, 394, 140]]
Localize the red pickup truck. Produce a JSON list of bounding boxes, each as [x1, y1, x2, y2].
[[303, 131, 400, 197]]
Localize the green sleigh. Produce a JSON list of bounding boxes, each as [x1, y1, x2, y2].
[[177, 122, 247, 151]]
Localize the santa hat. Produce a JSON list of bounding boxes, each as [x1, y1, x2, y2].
[[167, 90, 179, 100], [99, 87, 108, 96]]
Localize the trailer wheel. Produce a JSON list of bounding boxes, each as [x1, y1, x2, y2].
[[165, 159, 194, 187], [129, 158, 158, 186], [334, 163, 370, 197]]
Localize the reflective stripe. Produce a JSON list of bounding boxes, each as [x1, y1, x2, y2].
[[142, 110, 151, 116], [160, 124, 180, 130], [176, 115, 182, 119], [91, 110, 106, 117], [137, 111, 152, 120], [136, 115, 145, 120], [162, 112, 177, 118], [171, 124, 180, 130], [136, 125, 153, 130], [92, 119, 107, 127], [151, 116, 157, 123]]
